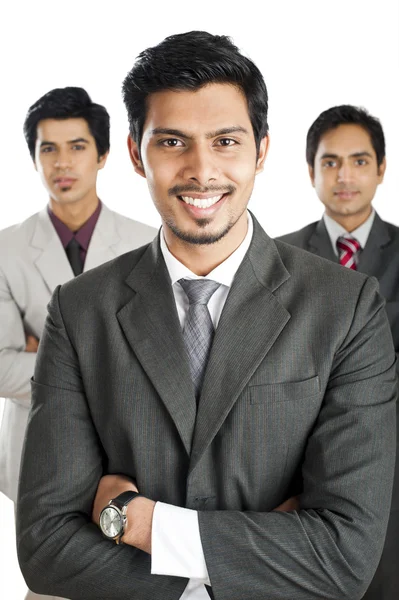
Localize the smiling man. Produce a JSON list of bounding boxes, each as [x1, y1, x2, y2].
[[278, 105, 399, 600], [17, 37, 397, 600], [0, 87, 156, 600]]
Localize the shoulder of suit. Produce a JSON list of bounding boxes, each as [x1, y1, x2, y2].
[[0, 211, 41, 252], [274, 235, 370, 289], [380, 217, 399, 240], [58, 241, 151, 305], [275, 221, 319, 245], [103, 206, 158, 235]]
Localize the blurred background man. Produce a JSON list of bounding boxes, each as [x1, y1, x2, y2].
[[0, 86, 156, 600], [278, 104, 399, 600]]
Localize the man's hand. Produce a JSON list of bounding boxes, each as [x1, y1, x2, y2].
[[25, 335, 39, 352], [92, 474, 155, 554], [273, 495, 300, 512]]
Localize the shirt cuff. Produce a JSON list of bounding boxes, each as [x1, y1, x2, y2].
[[151, 501, 210, 583]]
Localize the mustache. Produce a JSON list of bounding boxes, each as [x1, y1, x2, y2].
[[168, 184, 236, 196]]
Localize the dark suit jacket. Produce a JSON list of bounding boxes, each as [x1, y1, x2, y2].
[[278, 212, 399, 600], [17, 216, 397, 600]]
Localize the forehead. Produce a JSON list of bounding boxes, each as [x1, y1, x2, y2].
[[316, 124, 376, 158], [36, 118, 92, 142], [143, 83, 252, 135]]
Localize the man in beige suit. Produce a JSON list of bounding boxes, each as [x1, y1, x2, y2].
[[0, 86, 156, 599]]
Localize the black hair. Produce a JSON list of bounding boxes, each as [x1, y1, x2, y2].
[[23, 87, 110, 160], [122, 31, 268, 156], [306, 105, 385, 168]]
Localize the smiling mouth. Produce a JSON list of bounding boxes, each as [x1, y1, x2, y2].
[[178, 193, 227, 208]]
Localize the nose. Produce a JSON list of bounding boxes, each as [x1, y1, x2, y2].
[[337, 161, 354, 183], [181, 144, 220, 186], [54, 149, 72, 170]]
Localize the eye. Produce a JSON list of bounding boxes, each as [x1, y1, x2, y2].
[[216, 138, 238, 147], [322, 160, 337, 168], [41, 146, 54, 153], [160, 138, 184, 147], [72, 144, 86, 151], [355, 158, 367, 166]]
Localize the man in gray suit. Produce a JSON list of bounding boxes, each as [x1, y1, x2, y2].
[[17, 34, 396, 600], [277, 105, 398, 600], [0, 87, 156, 599]]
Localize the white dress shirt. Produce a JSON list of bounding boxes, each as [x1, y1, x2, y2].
[[323, 209, 375, 256], [151, 213, 254, 600]]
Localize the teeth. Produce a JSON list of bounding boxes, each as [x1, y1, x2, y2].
[[180, 195, 223, 208]]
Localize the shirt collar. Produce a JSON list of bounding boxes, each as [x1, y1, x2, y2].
[[47, 200, 102, 250], [323, 208, 375, 253], [160, 211, 253, 288]]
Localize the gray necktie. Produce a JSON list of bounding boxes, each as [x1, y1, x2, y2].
[[179, 278, 221, 399]]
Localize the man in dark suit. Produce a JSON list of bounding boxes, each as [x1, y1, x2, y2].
[[17, 34, 396, 600], [278, 104, 398, 600]]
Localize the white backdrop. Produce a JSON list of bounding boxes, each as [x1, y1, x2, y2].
[[0, 0, 398, 597]]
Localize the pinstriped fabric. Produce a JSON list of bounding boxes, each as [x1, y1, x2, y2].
[[178, 278, 220, 400], [336, 236, 361, 270]]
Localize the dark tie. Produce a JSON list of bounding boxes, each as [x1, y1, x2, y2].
[[179, 278, 220, 400], [65, 237, 83, 276], [336, 236, 361, 270]]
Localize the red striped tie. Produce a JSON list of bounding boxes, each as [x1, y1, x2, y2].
[[336, 236, 361, 270]]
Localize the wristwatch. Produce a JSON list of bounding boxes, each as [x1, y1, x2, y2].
[[99, 490, 142, 544]]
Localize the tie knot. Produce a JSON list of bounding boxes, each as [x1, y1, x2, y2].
[[67, 237, 81, 250], [336, 236, 361, 255], [179, 278, 220, 305]]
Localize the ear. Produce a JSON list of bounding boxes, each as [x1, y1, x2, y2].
[[97, 151, 109, 170], [127, 135, 146, 178], [377, 157, 386, 183], [255, 135, 270, 175], [308, 164, 315, 187]]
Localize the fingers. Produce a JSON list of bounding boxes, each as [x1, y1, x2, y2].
[[25, 335, 39, 352], [273, 495, 300, 512]]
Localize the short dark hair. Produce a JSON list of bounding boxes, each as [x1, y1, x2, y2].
[[23, 87, 110, 160], [306, 105, 385, 168], [122, 31, 268, 156]]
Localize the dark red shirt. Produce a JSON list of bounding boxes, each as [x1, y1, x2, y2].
[[48, 201, 102, 267]]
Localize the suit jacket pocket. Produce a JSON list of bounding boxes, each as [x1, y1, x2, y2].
[[249, 375, 320, 404]]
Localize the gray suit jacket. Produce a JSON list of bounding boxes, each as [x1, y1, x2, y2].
[[0, 204, 157, 501], [277, 212, 399, 600], [17, 216, 397, 600]]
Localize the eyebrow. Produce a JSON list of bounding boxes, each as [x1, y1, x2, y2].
[[149, 126, 249, 140], [40, 137, 90, 147], [320, 151, 373, 160]]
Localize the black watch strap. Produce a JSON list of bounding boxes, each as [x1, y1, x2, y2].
[[112, 490, 142, 509]]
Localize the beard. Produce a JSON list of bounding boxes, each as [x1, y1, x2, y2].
[[164, 215, 237, 245]]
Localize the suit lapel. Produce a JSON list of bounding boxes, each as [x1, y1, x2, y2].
[[116, 237, 196, 455], [357, 212, 391, 275], [307, 219, 338, 262], [190, 217, 291, 471], [84, 204, 120, 271], [30, 208, 74, 292]]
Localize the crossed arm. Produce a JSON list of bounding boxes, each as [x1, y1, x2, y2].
[[90, 474, 300, 555], [0, 266, 39, 404]]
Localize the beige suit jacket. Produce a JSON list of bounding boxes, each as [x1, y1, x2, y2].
[[0, 204, 157, 501]]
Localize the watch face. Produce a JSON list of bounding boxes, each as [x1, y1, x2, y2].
[[100, 506, 122, 539]]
